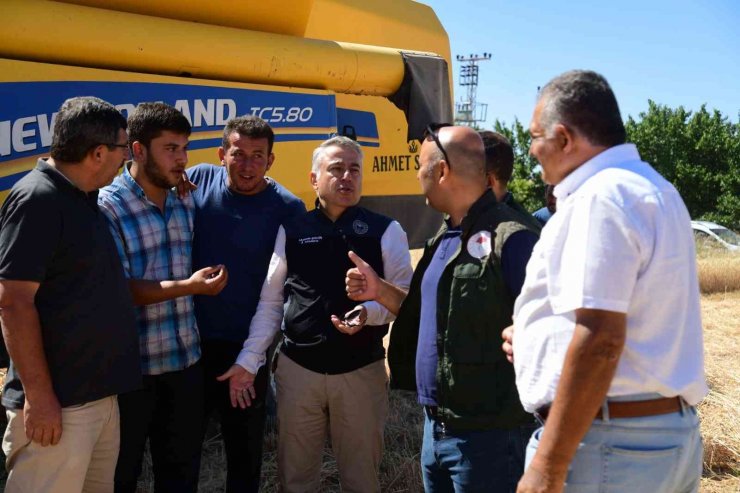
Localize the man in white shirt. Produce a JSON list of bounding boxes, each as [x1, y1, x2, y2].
[[503, 70, 707, 493]]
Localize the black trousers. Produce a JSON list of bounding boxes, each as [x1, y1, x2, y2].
[[202, 339, 268, 493], [115, 362, 205, 493]]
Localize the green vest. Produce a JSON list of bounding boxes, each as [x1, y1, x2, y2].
[[389, 190, 537, 431]]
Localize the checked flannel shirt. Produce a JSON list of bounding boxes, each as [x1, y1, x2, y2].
[[99, 165, 201, 376]]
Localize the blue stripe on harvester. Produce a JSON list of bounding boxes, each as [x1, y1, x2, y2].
[[337, 108, 379, 139], [0, 171, 30, 191]]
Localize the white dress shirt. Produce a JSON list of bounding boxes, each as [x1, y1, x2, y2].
[[235, 220, 413, 374], [513, 143, 708, 412]]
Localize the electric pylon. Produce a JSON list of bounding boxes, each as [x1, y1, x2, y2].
[[454, 53, 491, 128]]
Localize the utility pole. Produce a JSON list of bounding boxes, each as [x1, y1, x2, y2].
[[454, 52, 491, 128]]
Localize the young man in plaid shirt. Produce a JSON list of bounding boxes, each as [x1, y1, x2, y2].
[[98, 102, 228, 492]]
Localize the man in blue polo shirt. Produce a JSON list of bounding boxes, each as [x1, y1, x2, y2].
[[186, 115, 305, 492]]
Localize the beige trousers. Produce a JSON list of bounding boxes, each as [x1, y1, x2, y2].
[[276, 354, 389, 493], [3, 395, 120, 493]]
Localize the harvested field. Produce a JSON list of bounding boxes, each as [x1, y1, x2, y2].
[[696, 249, 740, 294], [698, 290, 740, 492]]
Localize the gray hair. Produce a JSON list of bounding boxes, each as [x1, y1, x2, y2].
[[311, 136, 363, 175], [50, 96, 127, 163], [538, 70, 626, 147]]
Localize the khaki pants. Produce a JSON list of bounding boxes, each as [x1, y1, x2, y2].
[[3, 395, 119, 493], [276, 354, 388, 493]]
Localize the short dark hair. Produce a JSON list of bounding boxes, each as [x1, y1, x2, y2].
[[127, 102, 191, 148], [222, 115, 274, 153], [479, 130, 514, 183], [539, 70, 626, 147], [50, 96, 127, 163]]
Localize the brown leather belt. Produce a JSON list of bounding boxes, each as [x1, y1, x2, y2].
[[535, 396, 682, 422]]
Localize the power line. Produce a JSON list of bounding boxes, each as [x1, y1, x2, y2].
[[454, 52, 491, 128]]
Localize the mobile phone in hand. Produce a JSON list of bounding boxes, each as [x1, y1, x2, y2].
[[343, 307, 363, 326]]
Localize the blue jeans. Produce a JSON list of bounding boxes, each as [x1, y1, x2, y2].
[[525, 400, 702, 493], [421, 409, 537, 492]]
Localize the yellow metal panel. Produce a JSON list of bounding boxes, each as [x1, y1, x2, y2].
[[1, 0, 405, 96], [307, 0, 453, 102], [55, 0, 450, 62], [59, 0, 316, 36], [308, 0, 450, 57]]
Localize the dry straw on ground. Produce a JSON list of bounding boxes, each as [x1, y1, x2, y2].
[[698, 290, 740, 492], [696, 248, 740, 294]]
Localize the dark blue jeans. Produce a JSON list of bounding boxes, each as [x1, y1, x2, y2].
[[421, 409, 537, 493]]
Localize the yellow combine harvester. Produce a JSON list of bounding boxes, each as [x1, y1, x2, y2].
[[0, 0, 453, 246]]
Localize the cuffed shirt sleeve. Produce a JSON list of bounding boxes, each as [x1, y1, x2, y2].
[[363, 220, 413, 326], [235, 226, 288, 373]]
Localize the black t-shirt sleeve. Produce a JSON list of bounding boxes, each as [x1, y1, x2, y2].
[[0, 194, 60, 282]]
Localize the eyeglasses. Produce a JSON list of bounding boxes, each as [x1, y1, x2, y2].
[[93, 142, 129, 152], [423, 123, 454, 169], [101, 143, 130, 151]]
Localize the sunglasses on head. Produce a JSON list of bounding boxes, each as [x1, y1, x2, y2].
[[423, 123, 454, 169]]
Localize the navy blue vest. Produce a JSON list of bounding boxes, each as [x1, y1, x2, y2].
[[281, 205, 391, 374]]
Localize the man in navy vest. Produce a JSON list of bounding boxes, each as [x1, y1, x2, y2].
[[246, 136, 413, 493]]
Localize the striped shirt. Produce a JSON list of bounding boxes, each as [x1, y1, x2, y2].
[[99, 165, 200, 375]]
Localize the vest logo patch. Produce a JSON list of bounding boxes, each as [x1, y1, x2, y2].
[[352, 220, 369, 235], [466, 231, 492, 259], [298, 236, 322, 245]]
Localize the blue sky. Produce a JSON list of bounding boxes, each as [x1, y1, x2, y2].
[[422, 0, 739, 128]]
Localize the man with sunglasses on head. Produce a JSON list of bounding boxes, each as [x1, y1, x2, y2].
[[345, 124, 540, 492], [247, 136, 413, 492], [98, 102, 228, 492], [0, 97, 141, 493]]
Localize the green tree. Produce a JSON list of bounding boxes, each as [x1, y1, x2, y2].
[[490, 103, 740, 228], [625, 101, 740, 229]]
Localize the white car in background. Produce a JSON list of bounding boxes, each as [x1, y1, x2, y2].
[[691, 220, 740, 251]]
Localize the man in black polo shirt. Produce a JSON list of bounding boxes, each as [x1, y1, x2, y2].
[[246, 136, 413, 492], [0, 96, 141, 493]]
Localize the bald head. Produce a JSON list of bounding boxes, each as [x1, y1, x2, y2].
[[436, 126, 486, 182], [418, 125, 488, 223]]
